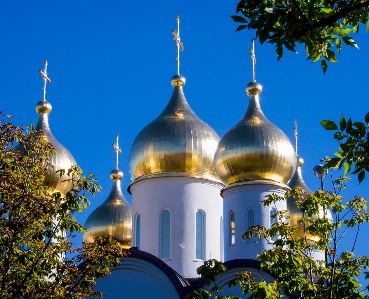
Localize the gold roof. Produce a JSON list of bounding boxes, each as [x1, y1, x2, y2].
[[84, 169, 132, 249], [287, 156, 332, 242], [214, 81, 296, 186], [129, 75, 221, 184], [35, 100, 77, 194]]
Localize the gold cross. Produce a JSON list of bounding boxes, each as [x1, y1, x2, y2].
[[39, 59, 51, 101], [172, 14, 184, 75], [250, 39, 256, 82], [112, 134, 122, 169]]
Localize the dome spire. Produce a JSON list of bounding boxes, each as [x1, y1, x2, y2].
[[110, 134, 123, 181], [294, 119, 298, 156], [250, 38, 256, 82], [246, 39, 262, 96], [39, 59, 51, 102], [112, 134, 122, 170], [171, 14, 186, 87], [172, 14, 184, 75]]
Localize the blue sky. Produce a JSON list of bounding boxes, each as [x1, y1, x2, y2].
[[1, 0, 368, 285]]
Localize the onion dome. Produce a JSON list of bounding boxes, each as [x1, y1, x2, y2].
[[35, 99, 77, 194], [214, 80, 296, 186], [287, 156, 332, 242], [84, 168, 132, 248], [129, 74, 221, 184]]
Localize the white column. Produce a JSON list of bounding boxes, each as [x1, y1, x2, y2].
[[131, 176, 224, 278]]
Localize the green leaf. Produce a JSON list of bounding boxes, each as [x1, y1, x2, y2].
[[325, 49, 338, 62], [336, 38, 342, 53], [365, 112, 369, 124], [344, 162, 351, 175], [321, 120, 338, 130], [358, 170, 365, 183], [230, 15, 247, 23], [259, 29, 269, 44], [265, 7, 273, 13], [366, 20, 369, 32], [342, 36, 359, 49], [321, 58, 328, 74], [235, 24, 247, 32], [321, 7, 333, 13], [276, 43, 283, 60], [284, 40, 296, 52], [340, 115, 346, 131], [340, 28, 352, 36]]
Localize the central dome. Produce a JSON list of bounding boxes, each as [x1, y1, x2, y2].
[[129, 75, 220, 183], [214, 81, 296, 186]]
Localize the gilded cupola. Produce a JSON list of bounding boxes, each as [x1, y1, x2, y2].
[[129, 15, 220, 185], [35, 60, 77, 194], [287, 124, 332, 241], [214, 41, 296, 186], [84, 135, 132, 248]]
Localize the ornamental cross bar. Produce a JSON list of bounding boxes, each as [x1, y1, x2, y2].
[[39, 59, 51, 101], [250, 39, 256, 82], [112, 134, 122, 169], [172, 14, 184, 75]]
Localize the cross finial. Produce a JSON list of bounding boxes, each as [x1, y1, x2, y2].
[[294, 119, 298, 156], [39, 59, 51, 101], [172, 14, 184, 75], [112, 134, 122, 169], [250, 39, 256, 82]]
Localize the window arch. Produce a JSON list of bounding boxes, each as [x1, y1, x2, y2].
[[195, 210, 205, 260], [229, 211, 235, 246], [160, 209, 171, 259], [246, 208, 256, 242], [135, 214, 141, 249], [270, 208, 277, 242]]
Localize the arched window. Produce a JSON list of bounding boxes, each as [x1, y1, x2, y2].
[[135, 214, 141, 249], [160, 210, 171, 259], [246, 208, 256, 242], [270, 208, 277, 242], [195, 211, 205, 260], [229, 211, 235, 246]]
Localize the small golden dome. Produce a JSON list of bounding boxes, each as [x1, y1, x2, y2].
[[214, 81, 296, 186], [287, 156, 332, 242], [35, 100, 77, 194], [129, 75, 221, 184], [84, 169, 132, 249]]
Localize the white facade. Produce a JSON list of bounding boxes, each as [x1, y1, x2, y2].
[[130, 176, 224, 278], [223, 181, 288, 261]]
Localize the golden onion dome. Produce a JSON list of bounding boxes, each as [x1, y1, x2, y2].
[[35, 99, 77, 194], [214, 81, 296, 186], [287, 156, 332, 242], [84, 168, 132, 249], [129, 74, 221, 184]]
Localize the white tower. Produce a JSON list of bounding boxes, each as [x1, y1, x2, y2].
[[128, 15, 224, 278], [214, 41, 296, 261]]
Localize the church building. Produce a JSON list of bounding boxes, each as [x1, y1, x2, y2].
[[29, 15, 324, 299]]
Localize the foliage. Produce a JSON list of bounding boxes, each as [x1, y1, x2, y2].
[[189, 177, 369, 299], [0, 111, 122, 299], [321, 112, 369, 183], [231, 0, 369, 73]]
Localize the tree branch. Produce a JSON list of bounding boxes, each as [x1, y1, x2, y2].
[[291, 0, 369, 38]]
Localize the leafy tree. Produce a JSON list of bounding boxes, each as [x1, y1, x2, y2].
[[231, 0, 369, 72], [321, 112, 369, 183], [0, 110, 122, 299], [189, 181, 369, 299]]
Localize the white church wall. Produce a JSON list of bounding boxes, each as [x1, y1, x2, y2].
[[223, 182, 288, 261], [130, 176, 224, 278]]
